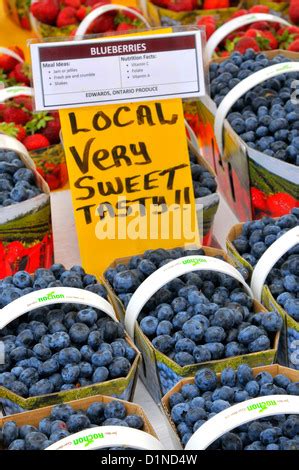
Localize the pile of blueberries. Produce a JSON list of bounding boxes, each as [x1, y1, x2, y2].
[[0, 264, 136, 398], [0, 401, 145, 450], [209, 50, 299, 165], [105, 248, 282, 367], [169, 365, 299, 450], [232, 210, 299, 322], [189, 148, 217, 198], [0, 149, 42, 207]]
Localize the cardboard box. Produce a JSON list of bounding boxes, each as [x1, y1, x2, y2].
[[0, 394, 158, 450], [103, 247, 280, 403], [0, 135, 53, 277], [196, 50, 299, 222], [162, 364, 299, 449]]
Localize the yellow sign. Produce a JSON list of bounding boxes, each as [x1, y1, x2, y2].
[[59, 99, 199, 276]]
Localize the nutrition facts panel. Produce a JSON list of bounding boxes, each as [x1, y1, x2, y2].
[[30, 31, 206, 111]]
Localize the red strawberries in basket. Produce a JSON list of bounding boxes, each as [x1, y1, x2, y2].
[[29, 0, 145, 33]]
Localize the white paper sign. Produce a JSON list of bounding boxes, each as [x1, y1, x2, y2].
[[30, 31, 206, 111]]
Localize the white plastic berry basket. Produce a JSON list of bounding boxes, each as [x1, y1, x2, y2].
[[162, 363, 299, 449], [227, 221, 299, 370], [205, 13, 291, 60], [105, 252, 281, 403], [197, 48, 299, 222], [0, 394, 163, 450], [0, 287, 140, 414]]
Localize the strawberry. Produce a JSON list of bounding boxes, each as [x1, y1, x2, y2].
[[231, 10, 248, 19], [0, 47, 22, 73], [260, 31, 278, 50], [41, 114, 61, 144], [197, 16, 217, 39], [249, 5, 270, 14], [30, 0, 60, 25], [0, 104, 6, 119], [76, 5, 89, 21], [289, 0, 299, 25], [23, 134, 50, 151], [250, 21, 271, 31], [13, 63, 31, 86], [86, 0, 110, 6], [250, 187, 267, 212], [203, 0, 228, 8], [89, 12, 115, 33], [288, 39, 299, 52], [0, 122, 26, 142], [12, 95, 33, 112], [266, 193, 298, 217], [63, 0, 81, 8], [25, 112, 54, 136], [3, 106, 31, 125], [166, 0, 195, 12], [234, 37, 260, 54], [121, 6, 142, 20], [116, 23, 134, 32], [20, 16, 31, 30], [56, 7, 77, 27]]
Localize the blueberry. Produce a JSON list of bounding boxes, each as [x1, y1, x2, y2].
[[2, 421, 18, 446], [248, 335, 270, 353], [67, 414, 91, 433], [204, 326, 226, 343], [182, 319, 204, 342], [25, 432, 48, 450], [58, 347, 81, 366], [48, 332, 70, 351], [92, 350, 113, 367], [86, 402, 105, 425], [221, 432, 243, 450], [171, 403, 190, 424], [174, 352, 194, 366], [193, 345, 211, 363], [211, 399, 230, 413], [261, 312, 283, 332], [195, 368, 217, 392], [175, 338, 196, 355], [8, 439, 26, 450], [69, 323, 90, 344], [77, 308, 97, 326], [204, 342, 224, 359], [19, 367, 39, 387], [221, 368, 236, 387], [245, 380, 260, 397], [152, 335, 174, 354], [29, 379, 54, 397], [61, 364, 80, 384], [238, 325, 262, 344], [12, 271, 32, 289], [125, 414, 144, 429], [237, 364, 253, 386]]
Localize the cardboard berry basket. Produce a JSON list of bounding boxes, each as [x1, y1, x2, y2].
[[0, 288, 141, 414], [161, 364, 299, 449], [197, 41, 299, 221], [226, 221, 299, 369], [29, 2, 151, 39], [104, 250, 280, 403], [144, 0, 243, 28], [186, 125, 220, 245], [0, 134, 53, 277], [0, 87, 68, 191], [0, 394, 163, 450], [3, 0, 31, 30]]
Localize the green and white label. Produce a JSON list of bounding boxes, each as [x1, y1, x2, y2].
[[185, 395, 299, 450], [45, 426, 165, 450], [0, 287, 117, 329]]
